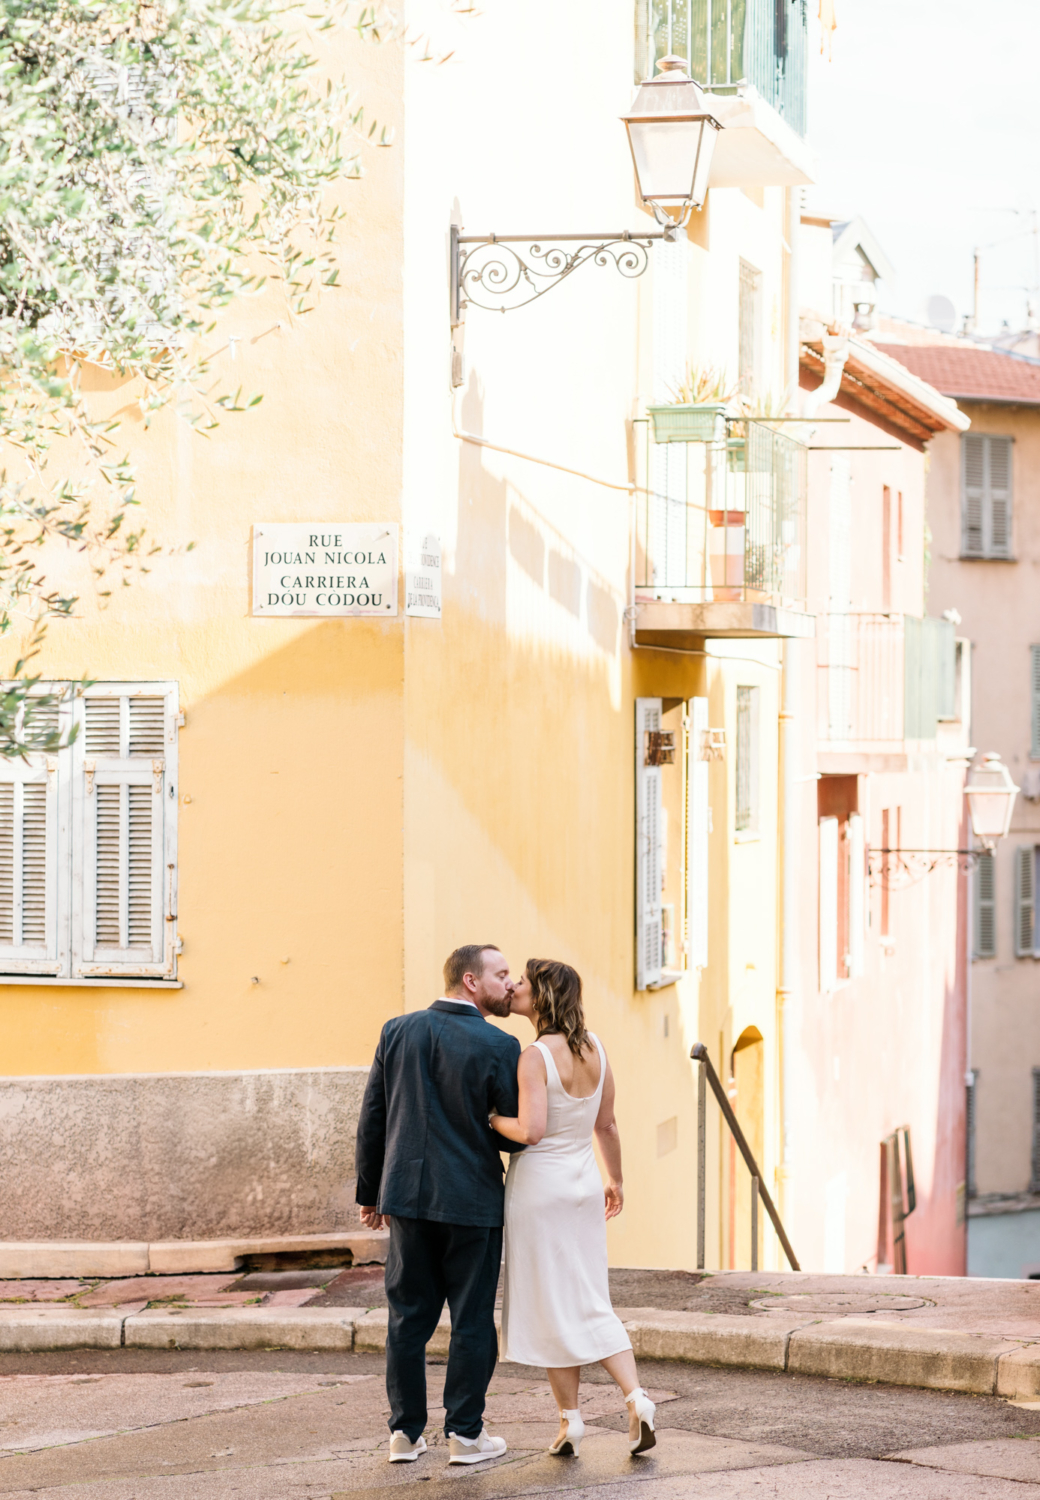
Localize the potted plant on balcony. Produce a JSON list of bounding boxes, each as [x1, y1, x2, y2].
[[647, 364, 737, 444]]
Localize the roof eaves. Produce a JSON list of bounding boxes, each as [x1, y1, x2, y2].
[[841, 337, 970, 433]]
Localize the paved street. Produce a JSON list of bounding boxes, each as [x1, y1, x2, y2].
[[0, 1346, 1037, 1498]]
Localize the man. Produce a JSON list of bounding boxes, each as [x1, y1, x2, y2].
[[356, 944, 523, 1465]]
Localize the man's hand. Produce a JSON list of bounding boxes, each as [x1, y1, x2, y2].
[[359, 1205, 386, 1231]]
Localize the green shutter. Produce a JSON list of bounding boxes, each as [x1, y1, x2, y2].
[[973, 851, 996, 959], [1015, 845, 1035, 958]]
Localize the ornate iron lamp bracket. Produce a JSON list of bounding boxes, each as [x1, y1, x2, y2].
[[451, 226, 669, 321], [868, 846, 990, 887]]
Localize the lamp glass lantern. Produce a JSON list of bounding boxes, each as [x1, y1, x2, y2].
[[965, 752, 1019, 843], [622, 55, 721, 221]]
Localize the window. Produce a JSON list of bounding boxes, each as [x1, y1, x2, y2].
[[880, 807, 900, 942], [1031, 646, 1040, 760], [635, 698, 664, 990], [734, 685, 759, 834], [818, 777, 863, 990], [961, 433, 1012, 559], [0, 683, 179, 982], [973, 850, 996, 959], [966, 1071, 977, 1199], [1015, 846, 1039, 959], [882, 485, 892, 612], [738, 261, 761, 397], [1033, 1069, 1040, 1195]]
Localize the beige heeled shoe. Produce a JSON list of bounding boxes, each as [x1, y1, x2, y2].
[[625, 1387, 656, 1455], [548, 1409, 585, 1456]]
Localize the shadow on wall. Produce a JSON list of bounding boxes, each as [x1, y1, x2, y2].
[[463, 374, 621, 658]]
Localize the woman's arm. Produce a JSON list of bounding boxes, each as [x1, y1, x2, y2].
[[489, 1046, 548, 1145], [592, 1054, 624, 1220]]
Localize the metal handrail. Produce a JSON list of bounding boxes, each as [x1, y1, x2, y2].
[[690, 1042, 800, 1272]]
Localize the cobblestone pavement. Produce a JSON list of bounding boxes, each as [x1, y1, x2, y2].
[[0, 1346, 1037, 1497]]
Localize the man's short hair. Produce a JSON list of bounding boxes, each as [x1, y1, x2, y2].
[[443, 944, 501, 992]]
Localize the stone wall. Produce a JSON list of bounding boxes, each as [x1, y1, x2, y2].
[[0, 1067, 369, 1241]]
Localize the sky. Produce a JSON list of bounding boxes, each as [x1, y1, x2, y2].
[[805, 0, 1040, 337]]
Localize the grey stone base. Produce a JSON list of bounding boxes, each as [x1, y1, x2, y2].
[[0, 1067, 369, 1242]]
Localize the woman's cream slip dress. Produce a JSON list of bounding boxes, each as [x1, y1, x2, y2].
[[500, 1033, 632, 1367]]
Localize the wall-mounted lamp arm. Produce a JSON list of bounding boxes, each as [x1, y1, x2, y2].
[[451, 226, 670, 321]]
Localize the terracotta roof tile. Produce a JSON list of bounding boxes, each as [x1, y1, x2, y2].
[[874, 344, 1040, 406]]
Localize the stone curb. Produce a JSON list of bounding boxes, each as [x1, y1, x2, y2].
[[124, 1306, 367, 1351], [0, 1308, 125, 1351], [0, 1305, 1036, 1396], [0, 1231, 389, 1279]]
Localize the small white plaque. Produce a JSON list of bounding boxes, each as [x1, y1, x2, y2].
[[405, 533, 442, 619], [252, 523, 398, 617]]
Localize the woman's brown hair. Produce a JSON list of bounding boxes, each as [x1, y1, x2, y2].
[[526, 958, 590, 1056]]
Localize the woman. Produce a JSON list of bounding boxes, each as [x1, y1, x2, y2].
[[489, 958, 656, 1458]]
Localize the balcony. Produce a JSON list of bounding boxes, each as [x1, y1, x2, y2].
[[817, 613, 958, 770], [641, 0, 809, 137], [639, 0, 813, 189], [633, 417, 814, 647]]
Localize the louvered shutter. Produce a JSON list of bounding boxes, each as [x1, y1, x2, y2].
[[973, 850, 996, 960], [0, 719, 68, 975], [961, 435, 985, 557], [636, 698, 663, 990], [71, 684, 178, 978], [1015, 844, 1035, 959], [987, 437, 1012, 558], [687, 696, 709, 970], [1030, 646, 1040, 760], [847, 812, 865, 978], [819, 817, 838, 993]]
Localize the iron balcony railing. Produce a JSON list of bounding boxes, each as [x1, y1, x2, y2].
[[640, 0, 809, 138], [817, 614, 957, 746], [635, 417, 807, 607]]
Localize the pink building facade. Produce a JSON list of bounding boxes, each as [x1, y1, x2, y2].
[[782, 231, 973, 1274]]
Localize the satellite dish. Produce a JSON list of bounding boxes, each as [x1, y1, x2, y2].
[[926, 294, 957, 333]]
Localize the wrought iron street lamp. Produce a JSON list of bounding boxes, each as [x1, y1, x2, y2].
[[870, 752, 1020, 884], [621, 55, 721, 229], [965, 752, 1019, 845], [451, 56, 723, 318]]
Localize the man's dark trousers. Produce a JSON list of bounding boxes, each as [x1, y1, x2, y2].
[[385, 1216, 501, 1442]]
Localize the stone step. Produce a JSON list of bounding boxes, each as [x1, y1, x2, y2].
[[0, 1230, 389, 1279]]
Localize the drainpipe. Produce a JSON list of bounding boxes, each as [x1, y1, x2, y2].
[[801, 331, 849, 420]]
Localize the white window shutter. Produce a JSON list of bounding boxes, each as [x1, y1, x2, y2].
[[1031, 645, 1040, 760], [987, 436, 1012, 558], [1015, 845, 1035, 959], [847, 812, 865, 978], [636, 698, 663, 990], [962, 435, 985, 557], [0, 745, 67, 976], [819, 817, 839, 992], [687, 696, 709, 970], [973, 851, 996, 960], [72, 683, 178, 978]]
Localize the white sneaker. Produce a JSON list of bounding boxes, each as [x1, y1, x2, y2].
[[388, 1431, 427, 1462], [447, 1428, 507, 1464]]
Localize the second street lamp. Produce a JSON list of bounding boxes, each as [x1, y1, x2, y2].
[[965, 752, 1019, 846]]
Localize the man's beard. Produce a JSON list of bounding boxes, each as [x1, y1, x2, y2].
[[483, 994, 512, 1018]]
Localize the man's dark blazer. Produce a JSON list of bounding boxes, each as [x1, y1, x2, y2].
[[355, 1000, 524, 1227]]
